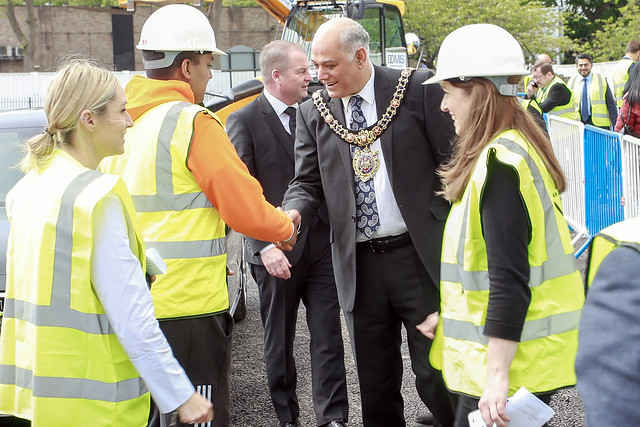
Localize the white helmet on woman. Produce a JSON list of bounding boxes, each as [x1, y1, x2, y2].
[[137, 4, 226, 70], [424, 24, 528, 96]]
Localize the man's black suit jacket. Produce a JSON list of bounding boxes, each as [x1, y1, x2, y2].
[[282, 65, 455, 312], [227, 92, 314, 266]]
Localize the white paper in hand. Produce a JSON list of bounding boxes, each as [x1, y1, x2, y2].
[[467, 387, 555, 427], [146, 247, 167, 276]]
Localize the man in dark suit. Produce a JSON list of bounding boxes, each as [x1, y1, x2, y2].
[[281, 18, 456, 427], [226, 41, 349, 427]]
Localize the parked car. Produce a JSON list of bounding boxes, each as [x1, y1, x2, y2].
[[0, 109, 47, 327]]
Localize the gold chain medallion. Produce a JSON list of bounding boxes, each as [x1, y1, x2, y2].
[[312, 68, 414, 179]]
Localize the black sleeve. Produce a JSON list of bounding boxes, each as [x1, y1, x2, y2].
[[538, 84, 571, 113], [481, 153, 532, 341], [605, 84, 619, 126]]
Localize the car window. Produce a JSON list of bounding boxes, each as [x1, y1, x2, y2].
[[0, 127, 40, 206]]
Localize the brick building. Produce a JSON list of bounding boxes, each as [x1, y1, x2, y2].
[[0, 3, 279, 73]]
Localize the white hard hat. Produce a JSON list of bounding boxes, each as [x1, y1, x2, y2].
[[424, 24, 528, 96], [137, 4, 226, 69]]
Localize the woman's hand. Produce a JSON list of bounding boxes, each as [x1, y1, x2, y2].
[[177, 392, 214, 425], [478, 337, 518, 427], [416, 312, 439, 339], [478, 372, 510, 427]]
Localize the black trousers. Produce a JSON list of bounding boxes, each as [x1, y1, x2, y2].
[[251, 224, 349, 425], [344, 242, 455, 427], [148, 312, 233, 427]]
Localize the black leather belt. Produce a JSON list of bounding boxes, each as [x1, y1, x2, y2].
[[356, 232, 412, 253]]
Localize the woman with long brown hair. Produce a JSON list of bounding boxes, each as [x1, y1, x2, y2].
[[418, 24, 584, 427]]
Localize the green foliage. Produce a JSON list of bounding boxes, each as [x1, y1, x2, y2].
[[404, 0, 571, 67], [540, 0, 627, 44], [221, 0, 257, 6], [575, 3, 640, 61]]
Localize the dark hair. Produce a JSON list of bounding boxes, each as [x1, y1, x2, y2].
[[627, 40, 640, 54], [534, 62, 554, 75], [143, 51, 204, 79], [624, 63, 640, 105], [575, 53, 592, 63]]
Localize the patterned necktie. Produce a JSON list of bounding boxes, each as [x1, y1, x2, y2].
[[349, 95, 379, 238], [284, 106, 296, 136], [581, 78, 589, 122]]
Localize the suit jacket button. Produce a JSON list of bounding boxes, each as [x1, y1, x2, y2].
[[351, 215, 356, 222]]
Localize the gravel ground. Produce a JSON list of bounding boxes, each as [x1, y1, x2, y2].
[[227, 231, 588, 427]]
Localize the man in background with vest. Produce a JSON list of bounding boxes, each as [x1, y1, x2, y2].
[[523, 53, 552, 90], [102, 6, 299, 427], [576, 217, 640, 426], [526, 62, 579, 120], [613, 40, 640, 108], [568, 53, 618, 129], [226, 41, 349, 427]]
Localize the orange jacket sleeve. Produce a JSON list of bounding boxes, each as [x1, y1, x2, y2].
[[186, 112, 293, 242]]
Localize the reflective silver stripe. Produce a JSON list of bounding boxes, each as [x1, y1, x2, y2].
[[549, 107, 575, 116], [131, 102, 212, 213], [0, 365, 145, 402], [442, 309, 581, 345], [146, 237, 226, 259], [441, 252, 576, 292], [3, 299, 112, 334], [441, 137, 576, 291]]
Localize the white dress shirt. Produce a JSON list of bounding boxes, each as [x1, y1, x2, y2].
[[92, 194, 194, 413], [340, 65, 408, 241]]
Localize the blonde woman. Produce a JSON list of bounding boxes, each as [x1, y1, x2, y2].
[[0, 59, 212, 426], [419, 25, 584, 427]]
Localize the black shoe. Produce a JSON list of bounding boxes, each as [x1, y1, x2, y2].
[[320, 420, 347, 427], [414, 412, 435, 426], [280, 419, 299, 427]]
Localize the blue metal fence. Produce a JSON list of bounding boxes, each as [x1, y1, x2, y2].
[[583, 125, 624, 237]]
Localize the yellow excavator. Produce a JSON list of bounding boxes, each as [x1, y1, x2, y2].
[[119, 0, 420, 123]]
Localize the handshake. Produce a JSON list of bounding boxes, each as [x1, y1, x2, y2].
[[276, 208, 301, 252]]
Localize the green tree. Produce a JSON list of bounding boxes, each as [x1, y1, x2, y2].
[[404, 0, 571, 68], [577, 3, 640, 61], [540, 0, 627, 45]]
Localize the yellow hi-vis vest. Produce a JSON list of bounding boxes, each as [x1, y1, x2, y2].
[[536, 75, 580, 120], [568, 73, 611, 127], [0, 150, 149, 426], [102, 101, 228, 319], [432, 129, 584, 397], [520, 98, 543, 116], [587, 217, 640, 288], [613, 57, 635, 108]]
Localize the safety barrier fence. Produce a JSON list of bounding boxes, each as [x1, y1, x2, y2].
[[547, 115, 640, 256]]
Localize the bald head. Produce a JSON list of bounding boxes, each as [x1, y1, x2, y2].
[[313, 17, 370, 60], [311, 17, 372, 99], [536, 53, 552, 64]]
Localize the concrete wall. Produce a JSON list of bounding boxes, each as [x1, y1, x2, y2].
[[0, 4, 279, 73]]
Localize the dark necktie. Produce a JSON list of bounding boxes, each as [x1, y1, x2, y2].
[[349, 95, 379, 238], [284, 106, 296, 137], [581, 78, 589, 122]]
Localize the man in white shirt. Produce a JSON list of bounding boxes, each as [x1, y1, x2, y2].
[[281, 18, 457, 427], [568, 53, 618, 129]]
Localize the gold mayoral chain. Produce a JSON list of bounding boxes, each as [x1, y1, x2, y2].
[[312, 68, 415, 182]]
